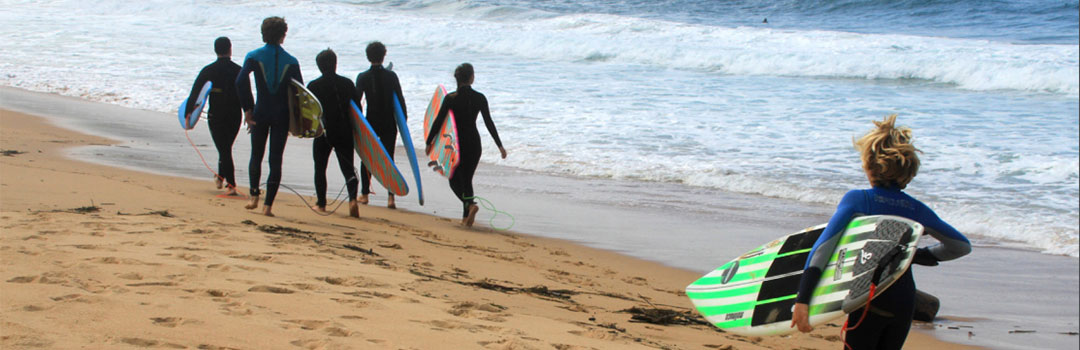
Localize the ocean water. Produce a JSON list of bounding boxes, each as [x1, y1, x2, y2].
[[0, 0, 1077, 261]]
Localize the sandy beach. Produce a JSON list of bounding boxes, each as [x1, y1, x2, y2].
[[0, 100, 982, 349]]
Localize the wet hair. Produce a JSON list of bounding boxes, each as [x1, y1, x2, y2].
[[261, 17, 287, 44], [214, 37, 231, 56], [454, 63, 474, 87], [854, 114, 921, 189], [316, 49, 336, 75], [366, 41, 386, 63]]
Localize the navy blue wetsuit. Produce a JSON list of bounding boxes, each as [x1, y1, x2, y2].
[[186, 57, 242, 188], [307, 74, 360, 207], [425, 86, 503, 217], [355, 65, 406, 196], [796, 187, 971, 350], [236, 44, 302, 206]]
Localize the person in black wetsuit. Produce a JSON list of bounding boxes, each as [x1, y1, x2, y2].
[[185, 37, 242, 196], [355, 41, 407, 209], [236, 17, 302, 217], [425, 63, 507, 227], [307, 49, 360, 218]]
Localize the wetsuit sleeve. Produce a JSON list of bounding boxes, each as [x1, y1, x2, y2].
[[795, 190, 864, 304], [289, 64, 302, 85], [916, 204, 972, 262], [478, 94, 503, 149], [236, 58, 255, 112], [185, 66, 211, 116], [394, 79, 407, 120], [354, 73, 366, 109], [426, 97, 450, 147]]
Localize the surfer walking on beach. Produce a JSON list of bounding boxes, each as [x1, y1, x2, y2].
[[789, 115, 971, 349], [236, 16, 302, 217], [308, 49, 360, 218], [426, 63, 507, 227], [185, 37, 242, 196], [355, 41, 407, 209]]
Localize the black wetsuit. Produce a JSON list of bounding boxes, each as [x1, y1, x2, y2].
[[355, 65, 406, 195], [236, 44, 302, 206], [307, 74, 359, 207], [186, 57, 242, 188], [425, 86, 503, 217]]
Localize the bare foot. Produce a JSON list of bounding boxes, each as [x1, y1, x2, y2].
[[262, 205, 274, 217], [349, 200, 359, 218], [214, 176, 223, 189], [245, 196, 259, 210], [464, 204, 479, 227], [359, 194, 369, 205], [387, 195, 396, 209], [312, 205, 327, 213], [225, 186, 238, 196]]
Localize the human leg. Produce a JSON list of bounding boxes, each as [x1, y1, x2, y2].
[[262, 122, 290, 214], [312, 136, 332, 210], [246, 122, 270, 209]]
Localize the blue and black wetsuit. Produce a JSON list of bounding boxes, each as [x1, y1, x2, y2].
[[186, 57, 242, 188], [796, 187, 971, 350], [425, 86, 503, 217], [236, 44, 302, 206], [355, 65, 406, 196], [307, 74, 360, 207]]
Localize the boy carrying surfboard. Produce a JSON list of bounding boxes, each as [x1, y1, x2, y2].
[[184, 36, 242, 196], [307, 49, 361, 218], [790, 115, 971, 349], [236, 16, 302, 217], [355, 41, 407, 209]]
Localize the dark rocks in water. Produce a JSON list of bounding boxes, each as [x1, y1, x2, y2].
[[913, 289, 940, 322]]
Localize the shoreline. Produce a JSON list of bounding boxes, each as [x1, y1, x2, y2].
[[0, 95, 979, 348]]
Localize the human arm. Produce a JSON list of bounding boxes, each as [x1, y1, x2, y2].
[[185, 66, 211, 117], [478, 94, 506, 158], [236, 58, 255, 130], [425, 98, 450, 155], [393, 75, 407, 120], [914, 205, 972, 264], [790, 190, 864, 332]]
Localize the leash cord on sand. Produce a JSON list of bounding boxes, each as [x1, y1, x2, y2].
[[262, 170, 357, 217], [463, 196, 515, 231], [187, 128, 352, 216]]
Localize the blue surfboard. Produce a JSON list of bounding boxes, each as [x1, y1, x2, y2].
[[393, 92, 424, 206], [178, 81, 212, 130]]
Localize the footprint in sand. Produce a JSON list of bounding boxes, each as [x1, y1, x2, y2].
[[119, 338, 186, 349], [449, 301, 508, 322], [7, 275, 38, 283], [282, 319, 329, 331], [150, 317, 201, 328], [248, 285, 294, 294]]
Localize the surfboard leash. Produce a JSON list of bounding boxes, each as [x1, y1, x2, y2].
[[839, 244, 904, 349], [463, 196, 515, 231]]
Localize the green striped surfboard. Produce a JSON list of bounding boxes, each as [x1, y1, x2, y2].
[[685, 215, 923, 336]]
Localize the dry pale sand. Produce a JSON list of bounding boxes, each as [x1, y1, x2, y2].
[[0, 109, 973, 349]]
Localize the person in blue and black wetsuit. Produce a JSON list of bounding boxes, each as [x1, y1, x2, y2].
[[185, 37, 242, 196], [355, 41, 406, 209], [425, 63, 507, 227], [790, 115, 971, 349], [236, 16, 302, 217], [308, 49, 360, 218]]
